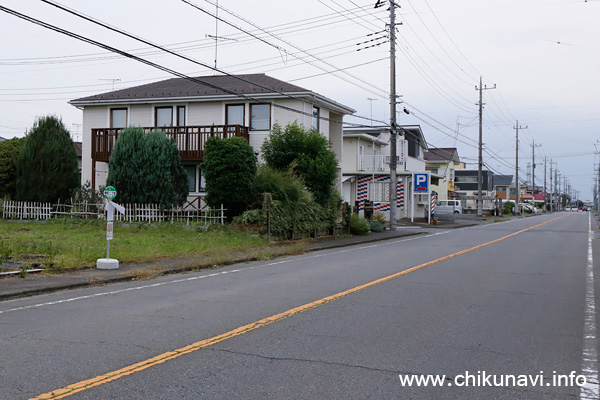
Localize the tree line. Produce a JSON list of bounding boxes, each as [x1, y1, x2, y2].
[[0, 117, 341, 231]]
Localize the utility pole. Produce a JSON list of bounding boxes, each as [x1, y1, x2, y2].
[[549, 159, 553, 212], [558, 173, 562, 210], [531, 141, 542, 196], [388, 0, 398, 231], [475, 77, 496, 217], [597, 164, 600, 211], [564, 175, 567, 207], [544, 157, 547, 212], [555, 169, 559, 211], [514, 121, 527, 215]]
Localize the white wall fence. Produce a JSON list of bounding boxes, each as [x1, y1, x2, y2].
[[1, 200, 225, 224], [1, 201, 52, 220]]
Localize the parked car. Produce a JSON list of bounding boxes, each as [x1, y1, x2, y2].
[[518, 202, 542, 214], [436, 200, 463, 214]]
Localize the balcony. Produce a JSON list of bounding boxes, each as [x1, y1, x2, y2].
[[91, 125, 249, 162], [355, 155, 404, 173]]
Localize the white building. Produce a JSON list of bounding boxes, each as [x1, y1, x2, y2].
[[341, 125, 430, 221], [70, 74, 355, 203]]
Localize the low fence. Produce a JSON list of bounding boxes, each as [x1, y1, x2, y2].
[[1, 200, 225, 224], [1, 201, 52, 220]]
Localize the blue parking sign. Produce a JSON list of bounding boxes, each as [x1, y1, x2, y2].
[[414, 173, 429, 192]]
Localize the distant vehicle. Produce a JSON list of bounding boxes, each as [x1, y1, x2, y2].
[[436, 200, 462, 214], [510, 201, 540, 214]]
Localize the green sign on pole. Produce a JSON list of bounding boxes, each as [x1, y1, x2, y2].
[[104, 186, 117, 201]]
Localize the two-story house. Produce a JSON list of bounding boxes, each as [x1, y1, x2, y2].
[[341, 125, 429, 221], [493, 175, 513, 201], [70, 73, 355, 202], [454, 168, 496, 211], [424, 147, 461, 201]]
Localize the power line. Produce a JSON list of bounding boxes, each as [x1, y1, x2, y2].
[[0, 4, 369, 127], [187, 0, 389, 98]]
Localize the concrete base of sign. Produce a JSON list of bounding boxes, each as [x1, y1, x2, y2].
[[96, 258, 119, 270]]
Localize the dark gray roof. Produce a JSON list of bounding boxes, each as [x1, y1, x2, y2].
[[70, 73, 355, 114], [0, 136, 5, 142], [71, 74, 310, 103], [493, 174, 513, 186], [424, 147, 459, 162]]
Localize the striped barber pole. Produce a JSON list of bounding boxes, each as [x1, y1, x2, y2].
[[431, 192, 438, 217], [357, 176, 405, 213]]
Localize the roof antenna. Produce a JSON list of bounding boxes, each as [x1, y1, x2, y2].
[[100, 78, 121, 91], [213, 0, 218, 74]]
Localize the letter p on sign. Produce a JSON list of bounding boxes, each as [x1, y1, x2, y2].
[[414, 173, 428, 192]]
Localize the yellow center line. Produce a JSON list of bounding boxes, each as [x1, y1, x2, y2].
[[32, 215, 568, 400]]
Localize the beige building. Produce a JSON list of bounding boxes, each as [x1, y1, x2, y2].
[[424, 148, 461, 201]]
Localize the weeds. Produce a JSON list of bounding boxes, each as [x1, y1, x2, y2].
[[0, 220, 269, 270]]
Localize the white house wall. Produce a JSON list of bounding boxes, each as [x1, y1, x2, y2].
[[188, 102, 221, 125], [81, 98, 344, 192], [129, 104, 152, 126], [405, 156, 425, 173], [81, 106, 107, 188]]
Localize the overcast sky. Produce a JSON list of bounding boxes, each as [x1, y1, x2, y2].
[[1, 0, 598, 199]]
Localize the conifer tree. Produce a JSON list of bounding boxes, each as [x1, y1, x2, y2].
[[0, 137, 26, 199], [202, 136, 257, 218], [16, 116, 79, 202], [106, 128, 188, 209]]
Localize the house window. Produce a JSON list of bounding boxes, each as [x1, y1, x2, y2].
[[110, 108, 127, 128], [250, 104, 270, 130], [226, 104, 245, 125], [370, 181, 389, 202], [155, 107, 173, 127], [407, 135, 420, 158], [185, 165, 206, 193], [177, 106, 186, 126], [455, 176, 478, 183], [312, 106, 319, 132]]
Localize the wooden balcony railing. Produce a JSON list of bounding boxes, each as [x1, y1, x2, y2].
[[91, 125, 250, 162]]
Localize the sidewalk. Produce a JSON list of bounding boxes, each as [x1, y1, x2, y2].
[[0, 219, 484, 301]]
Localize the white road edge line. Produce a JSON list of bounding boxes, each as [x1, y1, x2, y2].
[[0, 217, 540, 315], [0, 230, 453, 315], [581, 212, 599, 400]]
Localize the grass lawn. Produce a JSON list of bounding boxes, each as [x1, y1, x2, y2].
[[0, 219, 271, 271]]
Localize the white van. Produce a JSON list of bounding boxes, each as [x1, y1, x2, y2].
[[436, 200, 463, 214]]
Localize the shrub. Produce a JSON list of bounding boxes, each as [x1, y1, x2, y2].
[[373, 213, 387, 225], [202, 136, 257, 219], [261, 121, 338, 205], [254, 165, 310, 206], [106, 128, 188, 209], [350, 214, 370, 235], [16, 116, 79, 202], [370, 221, 384, 232], [503, 201, 515, 215], [0, 137, 26, 199]]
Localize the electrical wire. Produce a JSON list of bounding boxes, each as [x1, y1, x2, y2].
[[193, 0, 389, 97], [0, 4, 374, 127]]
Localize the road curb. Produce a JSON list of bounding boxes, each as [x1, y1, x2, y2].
[[0, 230, 427, 301]]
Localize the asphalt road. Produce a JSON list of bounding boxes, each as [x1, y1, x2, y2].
[[1, 213, 597, 399]]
